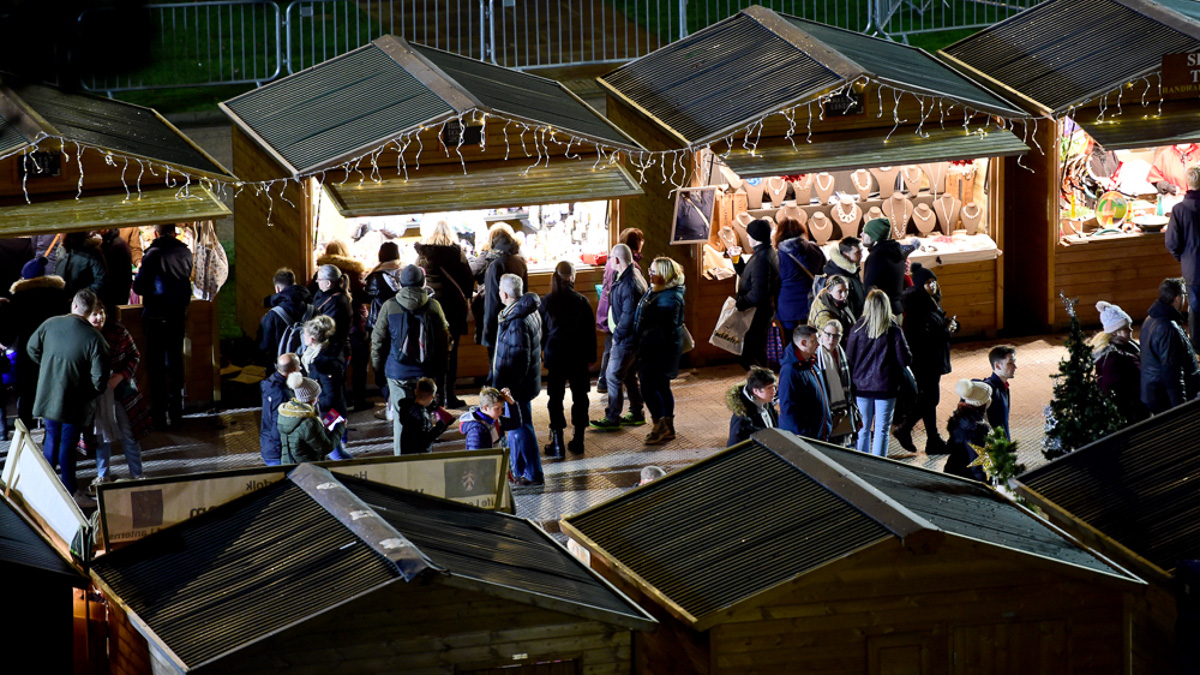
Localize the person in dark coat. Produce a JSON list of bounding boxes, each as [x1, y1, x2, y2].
[[779, 325, 832, 441], [260, 353, 299, 466], [590, 243, 646, 431], [1165, 166, 1200, 348], [27, 290, 110, 497], [981, 345, 1016, 438], [896, 263, 957, 454], [458, 387, 523, 451], [814, 319, 857, 447], [364, 242, 402, 415], [132, 224, 192, 429], [300, 316, 347, 419], [416, 223, 475, 408], [257, 268, 313, 365], [479, 229, 529, 359], [540, 261, 597, 457], [491, 274, 543, 485], [847, 289, 912, 456], [311, 263, 353, 353], [1092, 301, 1150, 426], [825, 237, 866, 319], [395, 377, 450, 455], [942, 378, 993, 483], [315, 241, 370, 411], [861, 219, 920, 316], [727, 367, 778, 447], [277, 373, 345, 464], [4, 257, 67, 428], [596, 228, 644, 395], [774, 217, 826, 335], [1141, 278, 1200, 413], [732, 218, 780, 370], [59, 232, 107, 302], [636, 257, 687, 446], [99, 229, 134, 311], [0, 236, 34, 300]]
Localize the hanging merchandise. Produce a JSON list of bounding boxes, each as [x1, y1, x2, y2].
[[191, 221, 229, 301]]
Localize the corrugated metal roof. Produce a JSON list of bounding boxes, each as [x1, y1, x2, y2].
[[91, 480, 401, 670], [600, 11, 843, 146], [223, 43, 458, 175], [786, 18, 1025, 117], [0, 497, 82, 583], [412, 45, 636, 149], [4, 80, 228, 177], [564, 443, 893, 623], [807, 442, 1132, 579], [1076, 102, 1200, 150], [325, 160, 642, 217], [943, 0, 1200, 114], [1017, 398, 1200, 576], [0, 113, 29, 155], [0, 186, 230, 238], [722, 125, 1029, 178], [339, 475, 647, 622]]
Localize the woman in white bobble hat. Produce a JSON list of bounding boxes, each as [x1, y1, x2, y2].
[[1091, 301, 1149, 425], [943, 378, 993, 483]]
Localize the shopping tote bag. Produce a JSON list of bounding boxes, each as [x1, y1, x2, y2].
[[709, 297, 756, 355]]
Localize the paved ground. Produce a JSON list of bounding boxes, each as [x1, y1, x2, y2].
[[0, 332, 1068, 531]]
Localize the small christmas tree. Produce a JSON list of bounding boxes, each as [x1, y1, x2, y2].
[[971, 428, 1026, 487], [1042, 293, 1126, 459]]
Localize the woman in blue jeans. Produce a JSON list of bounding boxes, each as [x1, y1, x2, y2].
[[846, 289, 912, 456]]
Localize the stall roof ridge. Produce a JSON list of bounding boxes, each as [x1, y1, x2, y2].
[[563, 430, 1139, 628], [222, 35, 638, 177], [0, 75, 232, 180], [942, 0, 1200, 114], [0, 496, 85, 584], [1016, 397, 1200, 577], [90, 467, 652, 669], [598, 5, 1025, 147]]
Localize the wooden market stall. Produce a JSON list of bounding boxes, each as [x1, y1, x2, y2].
[[562, 429, 1155, 674], [942, 0, 1200, 331], [597, 5, 1031, 357], [0, 77, 235, 406], [1016, 398, 1200, 672], [90, 464, 655, 675], [221, 36, 644, 378]]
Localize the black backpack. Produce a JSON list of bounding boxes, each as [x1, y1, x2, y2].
[[395, 308, 429, 366], [273, 304, 315, 359]]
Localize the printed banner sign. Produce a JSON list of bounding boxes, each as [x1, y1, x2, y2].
[[1162, 53, 1200, 97]]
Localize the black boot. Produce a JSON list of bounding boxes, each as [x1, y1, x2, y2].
[[543, 429, 565, 458], [568, 428, 585, 455], [924, 435, 950, 455], [893, 425, 918, 454]]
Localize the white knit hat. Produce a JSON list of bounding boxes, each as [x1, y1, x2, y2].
[[955, 378, 992, 408], [1095, 301, 1132, 334], [287, 371, 321, 404]]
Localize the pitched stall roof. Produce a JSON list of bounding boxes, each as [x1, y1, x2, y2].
[[1016, 398, 1200, 578], [222, 36, 640, 178], [0, 497, 84, 585], [599, 5, 1027, 148], [91, 465, 650, 671], [942, 0, 1200, 115], [563, 429, 1139, 630], [0, 78, 232, 179]]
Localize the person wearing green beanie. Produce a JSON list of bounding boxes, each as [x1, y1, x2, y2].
[[862, 219, 920, 315], [863, 218, 891, 244]]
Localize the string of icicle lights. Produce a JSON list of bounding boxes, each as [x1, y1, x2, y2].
[[0, 77, 1058, 224]]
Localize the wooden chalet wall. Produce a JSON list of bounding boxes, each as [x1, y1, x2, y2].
[[118, 301, 219, 409], [104, 594, 154, 675], [213, 581, 633, 675], [1002, 122, 1057, 334]]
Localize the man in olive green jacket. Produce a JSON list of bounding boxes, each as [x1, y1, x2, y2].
[[28, 289, 110, 496], [277, 372, 345, 463]]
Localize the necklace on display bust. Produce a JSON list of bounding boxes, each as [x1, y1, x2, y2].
[[850, 169, 873, 201], [869, 166, 900, 199], [743, 177, 765, 209], [921, 162, 947, 195], [808, 210, 834, 245], [881, 193, 915, 240], [775, 204, 806, 227], [933, 194, 961, 234], [813, 172, 836, 204], [832, 196, 862, 238], [960, 202, 983, 235], [900, 165, 923, 195], [792, 174, 814, 205], [912, 203, 937, 236], [766, 177, 788, 207]]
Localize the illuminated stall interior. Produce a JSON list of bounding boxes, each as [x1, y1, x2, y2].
[[223, 36, 643, 377], [0, 77, 234, 406], [599, 5, 1030, 354], [943, 0, 1200, 330]]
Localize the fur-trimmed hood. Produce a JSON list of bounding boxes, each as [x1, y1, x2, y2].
[[369, 259, 403, 275], [827, 245, 859, 274], [726, 383, 760, 417], [11, 274, 65, 295], [316, 253, 367, 277]]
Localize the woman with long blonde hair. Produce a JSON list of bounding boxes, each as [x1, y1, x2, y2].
[[635, 257, 687, 445], [845, 289, 911, 456], [415, 220, 474, 407]]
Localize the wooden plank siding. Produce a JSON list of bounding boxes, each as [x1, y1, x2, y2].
[[118, 299, 219, 408], [1053, 235, 1181, 329]]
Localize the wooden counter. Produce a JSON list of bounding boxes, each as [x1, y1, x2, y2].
[[1053, 232, 1181, 328], [118, 300, 221, 409]]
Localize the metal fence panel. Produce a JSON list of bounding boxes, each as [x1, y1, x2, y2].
[[78, 0, 282, 94], [684, 0, 873, 36], [874, 0, 1043, 40]]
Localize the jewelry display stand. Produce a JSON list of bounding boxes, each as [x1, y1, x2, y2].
[[766, 177, 787, 207], [733, 211, 756, 250], [791, 174, 813, 205], [850, 169, 873, 201], [869, 166, 901, 199], [775, 204, 806, 227], [881, 193, 915, 239], [900, 165, 923, 195], [865, 205, 884, 225], [960, 202, 983, 235], [808, 210, 834, 245], [912, 203, 936, 236], [813, 173, 836, 204], [831, 196, 862, 239], [744, 178, 765, 209], [719, 165, 743, 191], [921, 162, 947, 195], [933, 194, 961, 234]]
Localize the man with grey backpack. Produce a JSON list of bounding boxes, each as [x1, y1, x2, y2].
[[258, 268, 314, 364]]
